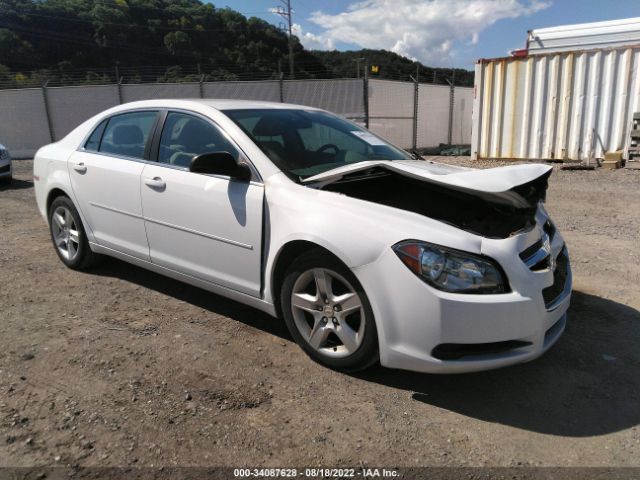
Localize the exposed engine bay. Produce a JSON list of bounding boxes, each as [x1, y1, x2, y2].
[[318, 167, 551, 239]]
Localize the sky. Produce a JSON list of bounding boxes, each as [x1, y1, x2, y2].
[[216, 0, 640, 68]]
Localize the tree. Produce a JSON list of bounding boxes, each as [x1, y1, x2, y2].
[[164, 31, 191, 56], [0, 0, 473, 86]]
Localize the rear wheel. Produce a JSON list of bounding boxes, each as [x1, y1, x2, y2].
[[281, 250, 379, 372], [48, 196, 101, 270]]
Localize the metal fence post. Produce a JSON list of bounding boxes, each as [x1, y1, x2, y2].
[[199, 74, 205, 98], [410, 69, 419, 152], [115, 62, 123, 104], [279, 72, 285, 103], [447, 80, 455, 145], [41, 81, 54, 142], [363, 64, 369, 129], [116, 76, 123, 104]]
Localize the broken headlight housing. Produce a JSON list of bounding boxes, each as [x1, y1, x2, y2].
[[393, 241, 509, 294]]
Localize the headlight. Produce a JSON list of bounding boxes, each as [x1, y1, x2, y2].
[[392, 241, 509, 294]]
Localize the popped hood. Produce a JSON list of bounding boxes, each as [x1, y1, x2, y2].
[[312, 160, 553, 239], [303, 160, 552, 194]]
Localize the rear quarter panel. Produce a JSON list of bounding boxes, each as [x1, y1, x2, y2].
[[34, 115, 97, 224]]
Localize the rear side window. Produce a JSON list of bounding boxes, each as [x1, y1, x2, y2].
[[99, 111, 157, 159], [84, 119, 108, 151]]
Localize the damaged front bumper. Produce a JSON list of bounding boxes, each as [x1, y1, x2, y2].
[[353, 208, 572, 374]]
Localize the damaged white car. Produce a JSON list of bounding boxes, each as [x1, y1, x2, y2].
[[33, 100, 571, 373]]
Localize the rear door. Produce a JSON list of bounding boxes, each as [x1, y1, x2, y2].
[[68, 110, 158, 260], [140, 111, 264, 297]]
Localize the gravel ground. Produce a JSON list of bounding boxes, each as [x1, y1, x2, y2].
[[0, 158, 639, 469]]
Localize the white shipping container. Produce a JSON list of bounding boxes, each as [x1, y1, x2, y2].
[[471, 45, 640, 161], [528, 17, 640, 55]]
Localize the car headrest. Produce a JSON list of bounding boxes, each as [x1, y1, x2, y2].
[[177, 119, 214, 150], [113, 124, 143, 145]]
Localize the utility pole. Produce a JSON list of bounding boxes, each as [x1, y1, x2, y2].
[[274, 0, 294, 79]]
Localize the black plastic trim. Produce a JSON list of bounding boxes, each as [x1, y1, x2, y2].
[[432, 340, 532, 360]]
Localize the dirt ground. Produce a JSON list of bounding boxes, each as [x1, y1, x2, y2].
[[0, 158, 639, 469]]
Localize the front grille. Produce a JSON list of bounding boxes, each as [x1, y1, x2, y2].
[[542, 247, 570, 309], [0, 150, 9, 161], [432, 340, 532, 360], [519, 234, 551, 271], [543, 219, 556, 242], [519, 238, 543, 263]]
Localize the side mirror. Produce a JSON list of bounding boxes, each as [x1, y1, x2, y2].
[[189, 151, 252, 182]]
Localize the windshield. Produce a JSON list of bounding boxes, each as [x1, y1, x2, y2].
[[222, 109, 411, 179]]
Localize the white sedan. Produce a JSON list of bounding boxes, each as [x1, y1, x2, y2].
[[33, 99, 571, 373]]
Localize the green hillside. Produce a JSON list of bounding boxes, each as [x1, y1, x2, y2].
[[0, 0, 473, 88]]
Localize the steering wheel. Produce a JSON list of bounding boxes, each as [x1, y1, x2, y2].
[[316, 143, 340, 155]]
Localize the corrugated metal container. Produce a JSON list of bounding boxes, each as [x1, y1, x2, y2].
[[528, 17, 640, 55], [471, 45, 640, 161]]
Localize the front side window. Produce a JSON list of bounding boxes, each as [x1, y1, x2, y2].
[[99, 111, 157, 159], [223, 109, 410, 179], [158, 112, 238, 168]]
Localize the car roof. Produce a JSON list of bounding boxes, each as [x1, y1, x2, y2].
[[108, 98, 321, 112]]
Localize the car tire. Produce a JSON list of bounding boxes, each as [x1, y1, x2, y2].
[[48, 196, 102, 270], [0, 175, 11, 185], [281, 249, 379, 372]]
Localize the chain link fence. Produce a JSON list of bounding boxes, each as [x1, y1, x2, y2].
[[0, 77, 472, 158]]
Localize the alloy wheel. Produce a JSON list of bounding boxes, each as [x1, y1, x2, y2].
[[51, 206, 80, 261], [290, 268, 366, 358]]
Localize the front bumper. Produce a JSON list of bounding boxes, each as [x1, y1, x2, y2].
[[353, 219, 571, 374]]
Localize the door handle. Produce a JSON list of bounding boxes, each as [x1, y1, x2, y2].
[[144, 177, 166, 189], [72, 162, 87, 173]]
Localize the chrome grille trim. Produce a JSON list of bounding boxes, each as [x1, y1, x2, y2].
[[544, 247, 571, 311], [520, 233, 552, 270]]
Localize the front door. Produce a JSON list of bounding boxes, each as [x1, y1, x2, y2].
[[140, 111, 264, 297]]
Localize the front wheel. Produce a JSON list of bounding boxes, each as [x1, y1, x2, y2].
[[280, 250, 379, 372], [48, 196, 102, 270]]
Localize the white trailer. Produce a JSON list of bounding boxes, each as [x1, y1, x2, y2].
[[527, 17, 640, 55], [472, 17, 640, 162]]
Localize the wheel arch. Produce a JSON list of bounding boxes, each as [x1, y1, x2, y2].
[[270, 239, 350, 319], [44, 186, 95, 245], [46, 187, 71, 216]]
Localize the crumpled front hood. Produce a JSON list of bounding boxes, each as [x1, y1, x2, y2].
[[315, 159, 553, 239], [302, 160, 552, 194]]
